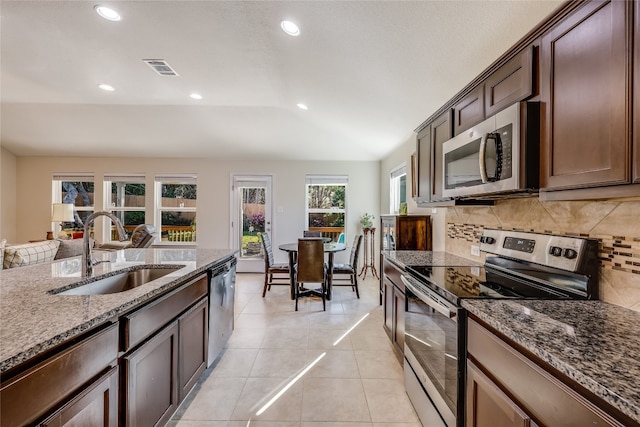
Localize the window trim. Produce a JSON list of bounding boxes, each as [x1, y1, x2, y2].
[[154, 174, 198, 244], [390, 163, 407, 215], [305, 174, 348, 233]]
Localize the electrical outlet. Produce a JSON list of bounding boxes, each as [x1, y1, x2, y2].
[[471, 245, 480, 256], [431, 208, 437, 214]]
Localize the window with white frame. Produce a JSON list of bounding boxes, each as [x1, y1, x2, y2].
[[305, 175, 347, 242], [390, 163, 407, 214], [104, 174, 146, 239], [155, 174, 197, 243], [52, 173, 95, 232]]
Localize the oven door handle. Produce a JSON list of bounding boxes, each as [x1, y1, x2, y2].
[[401, 276, 457, 319]]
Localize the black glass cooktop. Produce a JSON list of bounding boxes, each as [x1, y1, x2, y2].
[[406, 256, 591, 303]]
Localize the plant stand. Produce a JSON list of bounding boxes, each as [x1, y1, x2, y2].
[[359, 227, 379, 279]]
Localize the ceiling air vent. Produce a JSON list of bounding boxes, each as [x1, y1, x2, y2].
[[143, 59, 179, 76]]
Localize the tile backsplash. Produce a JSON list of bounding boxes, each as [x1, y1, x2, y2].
[[445, 199, 640, 312]]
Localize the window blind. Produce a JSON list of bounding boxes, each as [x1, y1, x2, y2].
[[52, 173, 94, 182], [104, 173, 145, 183], [390, 163, 407, 179], [305, 175, 348, 185]]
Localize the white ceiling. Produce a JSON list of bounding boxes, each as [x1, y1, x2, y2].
[[0, 0, 562, 161]]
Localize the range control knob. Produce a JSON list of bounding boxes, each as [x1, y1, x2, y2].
[[549, 246, 563, 257], [480, 236, 496, 244], [563, 248, 578, 259]]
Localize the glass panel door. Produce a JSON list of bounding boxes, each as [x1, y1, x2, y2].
[[232, 175, 272, 273]]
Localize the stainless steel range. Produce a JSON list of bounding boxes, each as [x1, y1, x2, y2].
[[402, 229, 599, 427]]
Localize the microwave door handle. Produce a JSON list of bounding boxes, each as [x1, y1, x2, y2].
[[479, 133, 489, 183], [401, 276, 456, 319], [485, 132, 502, 182]]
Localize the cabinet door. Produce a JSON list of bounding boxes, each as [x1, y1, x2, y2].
[[179, 298, 208, 402], [416, 125, 432, 202], [430, 110, 453, 201], [383, 277, 394, 340], [540, 0, 630, 190], [392, 285, 405, 353], [453, 85, 485, 136], [485, 46, 534, 117], [123, 321, 179, 427], [397, 216, 432, 251], [39, 367, 118, 427], [634, 0, 639, 183], [466, 361, 535, 427]]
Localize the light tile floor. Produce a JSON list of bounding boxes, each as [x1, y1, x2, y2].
[[169, 273, 446, 427]]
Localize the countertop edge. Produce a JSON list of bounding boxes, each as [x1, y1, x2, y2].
[[0, 250, 236, 374]]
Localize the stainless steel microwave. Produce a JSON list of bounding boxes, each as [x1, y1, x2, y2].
[[442, 101, 540, 198]]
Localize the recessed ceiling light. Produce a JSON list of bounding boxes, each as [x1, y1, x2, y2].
[[189, 93, 203, 100], [95, 5, 121, 21], [281, 20, 300, 36], [297, 103, 308, 110], [98, 83, 115, 92]]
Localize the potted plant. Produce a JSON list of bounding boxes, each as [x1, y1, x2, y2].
[[360, 213, 375, 229]]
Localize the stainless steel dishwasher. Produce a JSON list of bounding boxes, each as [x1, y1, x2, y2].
[[207, 256, 236, 367]]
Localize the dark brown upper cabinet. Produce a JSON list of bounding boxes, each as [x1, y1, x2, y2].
[[634, 0, 639, 184], [415, 109, 453, 204], [453, 85, 485, 136], [540, 0, 630, 191], [484, 46, 534, 117]]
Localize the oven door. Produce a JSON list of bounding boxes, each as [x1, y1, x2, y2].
[[402, 275, 463, 427]]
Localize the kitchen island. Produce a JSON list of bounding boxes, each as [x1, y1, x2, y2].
[[0, 247, 237, 426]]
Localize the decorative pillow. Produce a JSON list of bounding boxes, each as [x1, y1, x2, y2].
[[0, 239, 5, 271], [54, 238, 92, 260], [3, 240, 60, 269]]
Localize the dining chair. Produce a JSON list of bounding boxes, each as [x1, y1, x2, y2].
[[303, 230, 322, 237], [260, 233, 290, 297], [332, 234, 363, 298], [294, 238, 327, 311]]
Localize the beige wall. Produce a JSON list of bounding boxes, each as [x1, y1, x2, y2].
[[13, 156, 379, 266], [379, 134, 446, 251], [445, 198, 640, 312], [1, 147, 17, 242]]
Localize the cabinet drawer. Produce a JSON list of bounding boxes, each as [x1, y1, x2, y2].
[[468, 319, 625, 427], [123, 273, 207, 351], [0, 323, 118, 427]]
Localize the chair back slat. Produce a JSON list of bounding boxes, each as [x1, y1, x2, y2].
[[303, 230, 322, 237], [297, 238, 325, 282], [350, 234, 363, 268], [260, 233, 276, 267]]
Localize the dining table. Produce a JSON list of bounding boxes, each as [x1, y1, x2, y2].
[[278, 242, 347, 300]]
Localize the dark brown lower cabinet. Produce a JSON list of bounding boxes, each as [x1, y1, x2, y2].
[[179, 298, 208, 401], [40, 366, 119, 427], [0, 323, 119, 427], [466, 361, 538, 427], [123, 321, 180, 427], [382, 258, 405, 359], [467, 318, 630, 427]]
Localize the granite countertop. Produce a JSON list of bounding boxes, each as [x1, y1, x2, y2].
[[0, 247, 236, 374], [463, 299, 640, 424], [383, 250, 483, 269]]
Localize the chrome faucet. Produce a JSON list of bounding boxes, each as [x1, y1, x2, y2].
[[83, 211, 128, 277]]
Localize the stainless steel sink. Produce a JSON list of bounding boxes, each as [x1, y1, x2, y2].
[[53, 266, 184, 295]]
